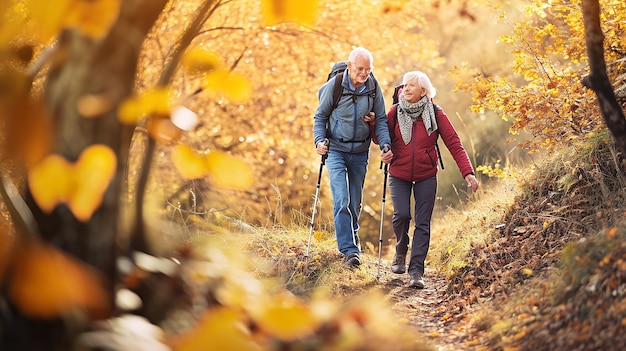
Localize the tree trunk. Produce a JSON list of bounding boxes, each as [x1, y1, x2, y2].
[[3, 1, 167, 349], [581, 0, 626, 155]]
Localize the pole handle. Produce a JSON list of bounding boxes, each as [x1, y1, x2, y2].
[[321, 138, 329, 164]]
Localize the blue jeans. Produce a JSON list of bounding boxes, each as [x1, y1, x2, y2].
[[325, 149, 369, 256], [388, 175, 437, 276]]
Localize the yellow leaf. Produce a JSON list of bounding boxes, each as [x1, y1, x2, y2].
[[251, 293, 317, 341], [171, 144, 209, 179], [69, 144, 117, 221], [118, 88, 170, 125], [203, 69, 251, 103], [0, 3, 25, 44], [26, 0, 71, 42], [182, 48, 223, 74], [205, 151, 254, 190], [117, 98, 144, 124], [171, 307, 260, 351], [261, 0, 319, 26], [28, 145, 116, 221], [65, 0, 121, 39], [9, 242, 110, 319], [143, 88, 171, 115], [28, 154, 73, 213]]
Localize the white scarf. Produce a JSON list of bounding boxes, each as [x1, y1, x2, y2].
[[397, 95, 438, 144]]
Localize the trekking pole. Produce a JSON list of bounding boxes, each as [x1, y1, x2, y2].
[[377, 145, 390, 280], [306, 139, 329, 258]]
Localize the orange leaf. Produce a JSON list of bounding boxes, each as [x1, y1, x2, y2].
[[0, 231, 13, 283], [9, 242, 110, 319], [77, 93, 114, 118], [5, 95, 54, 168], [147, 116, 183, 144]]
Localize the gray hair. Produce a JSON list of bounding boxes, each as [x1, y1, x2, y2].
[[348, 47, 374, 69], [402, 71, 437, 98]]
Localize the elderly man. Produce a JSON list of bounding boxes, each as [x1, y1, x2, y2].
[[313, 47, 393, 269]]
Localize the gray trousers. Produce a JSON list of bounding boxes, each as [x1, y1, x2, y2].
[[388, 174, 437, 277]]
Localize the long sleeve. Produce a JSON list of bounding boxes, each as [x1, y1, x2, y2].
[[372, 83, 391, 148]]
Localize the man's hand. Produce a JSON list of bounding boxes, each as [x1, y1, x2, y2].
[[381, 144, 393, 164], [316, 139, 329, 155], [364, 111, 375, 123]]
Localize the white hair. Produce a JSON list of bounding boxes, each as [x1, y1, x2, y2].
[[402, 71, 437, 98], [348, 47, 374, 69]]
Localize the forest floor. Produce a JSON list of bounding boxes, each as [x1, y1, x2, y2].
[[354, 257, 484, 351], [327, 133, 626, 351]]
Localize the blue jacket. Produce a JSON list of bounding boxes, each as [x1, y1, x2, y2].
[[313, 71, 391, 153]]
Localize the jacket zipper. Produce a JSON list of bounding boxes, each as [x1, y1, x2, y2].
[[351, 99, 357, 152], [410, 123, 417, 180]]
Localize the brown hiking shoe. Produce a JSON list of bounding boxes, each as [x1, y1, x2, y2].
[[391, 254, 406, 274], [344, 253, 361, 269], [409, 274, 425, 289]]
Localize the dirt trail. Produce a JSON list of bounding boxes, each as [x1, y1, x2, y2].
[[370, 259, 484, 351]]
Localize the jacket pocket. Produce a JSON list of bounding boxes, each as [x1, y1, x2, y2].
[[424, 148, 437, 168]]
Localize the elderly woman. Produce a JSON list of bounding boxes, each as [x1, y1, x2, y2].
[[373, 71, 479, 288]]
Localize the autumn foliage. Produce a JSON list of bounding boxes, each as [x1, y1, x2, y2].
[[454, 0, 626, 152], [1, 0, 625, 350], [0, 0, 437, 350]]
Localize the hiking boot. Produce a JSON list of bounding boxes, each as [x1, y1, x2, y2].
[[344, 253, 361, 269], [391, 253, 406, 274], [409, 274, 425, 289]]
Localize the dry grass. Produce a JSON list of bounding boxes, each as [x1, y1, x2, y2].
[[447, 130, 626, 350], [144, 129, 626, 351], [429, 176, 522, 278]]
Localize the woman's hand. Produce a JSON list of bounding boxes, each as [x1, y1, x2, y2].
[[465, 174, 479, 193], [381, 144, 393, 164]]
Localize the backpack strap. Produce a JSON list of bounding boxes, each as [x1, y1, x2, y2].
[[332, 72, 344, 110], [331, 72, 377, 111], [391, 103, 445, 170], [432, 103, 444, 170]]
